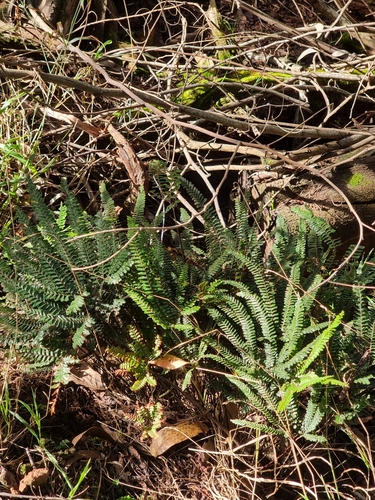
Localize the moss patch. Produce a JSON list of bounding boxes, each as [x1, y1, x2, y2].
[[344, 173, 365, 186]]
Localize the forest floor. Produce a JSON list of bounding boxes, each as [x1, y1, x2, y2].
[[2, 0, 375, 499]]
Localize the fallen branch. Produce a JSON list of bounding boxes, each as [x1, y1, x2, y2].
[[0, 62, 371, 141]]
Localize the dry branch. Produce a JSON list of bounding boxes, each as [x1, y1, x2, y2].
[[0, 62, 370, 142]]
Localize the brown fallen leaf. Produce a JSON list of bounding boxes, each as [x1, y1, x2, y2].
[[149, 354, 189, 370], [223, 402, 239, 432], [107, 123, 148, 204], [19, 468, 49, 493], [150, 421, 208, 457], [49, 384, 62, 416], [197, 438, 216, 466], [65, 449, 101, 468], [0, 465, 19, 494], [68, 360, 106, 391], [72, 425, 117, 447]]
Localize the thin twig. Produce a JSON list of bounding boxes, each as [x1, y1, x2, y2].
[[0, 493, 89, 500]]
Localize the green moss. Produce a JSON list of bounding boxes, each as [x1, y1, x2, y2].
[[344, 173, 365, 186], [262, 157, 277, 166], [177, 85, 217, 107], [217, 50, 234, 62], [231, 70, 292, 84]]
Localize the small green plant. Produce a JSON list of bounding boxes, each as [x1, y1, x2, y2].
[[195, 204, 375, 440], [0, 379, 12, 443], [124, 401, 163, 439], [66, 459, 91, 499], [108, 329, 162, 391], [0, 178, 132, 374], [9, 390, 44, 444], [93, 40, 112, 61], [0, 178, 204, 381], [9, 390, 91, 498]]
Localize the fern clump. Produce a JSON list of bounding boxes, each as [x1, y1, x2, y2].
[[0, 179, 133, 373], [0, 179, 204, 380], [1, 177, 375, 441], [200, 205, 375, 440], [107, 328, 162, 391]]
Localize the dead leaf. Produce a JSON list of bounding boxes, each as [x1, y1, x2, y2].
[[68, 361, 106, 391], [39, 106, 101, 137], [198, 438, 216, 466], [19, 468, 49, 493], [150, 421, 208, 457], [49, 384, 62, 415], [107, 123, 148, 203], [0, 465, 19, 493], [72, 425, 117, 447], [149, 354, 189, 370], [114, 369, 128, 377], [65, 450, 101, 468]]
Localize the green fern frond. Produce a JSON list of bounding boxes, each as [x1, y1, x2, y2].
[[231, 419, 284, 436], [291, 206, 339, 251], [208, 294, 257, 356], [72, 317, 95, 348], [132, 187, 147, 225], [53, 356, 79, 385], [298, 312, 344, 375], [301, 388, 326, 436], [236, 290, 278, 368], [278, 373, 344, 413]]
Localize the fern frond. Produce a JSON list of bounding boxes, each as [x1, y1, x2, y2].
[[208, 294, 257, 356], [298, 312, 344, 375], [301, 388, 326, 436], [291, 206, 339, 251], [227, 375, 283, 428], [231, 419, 284, 436]]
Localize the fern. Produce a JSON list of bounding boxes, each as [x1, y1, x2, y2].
[[2, 176, 375, 444], [200, 210, 363, 439], [108, 327, 162, 391], [0, 178, 132, 369]]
